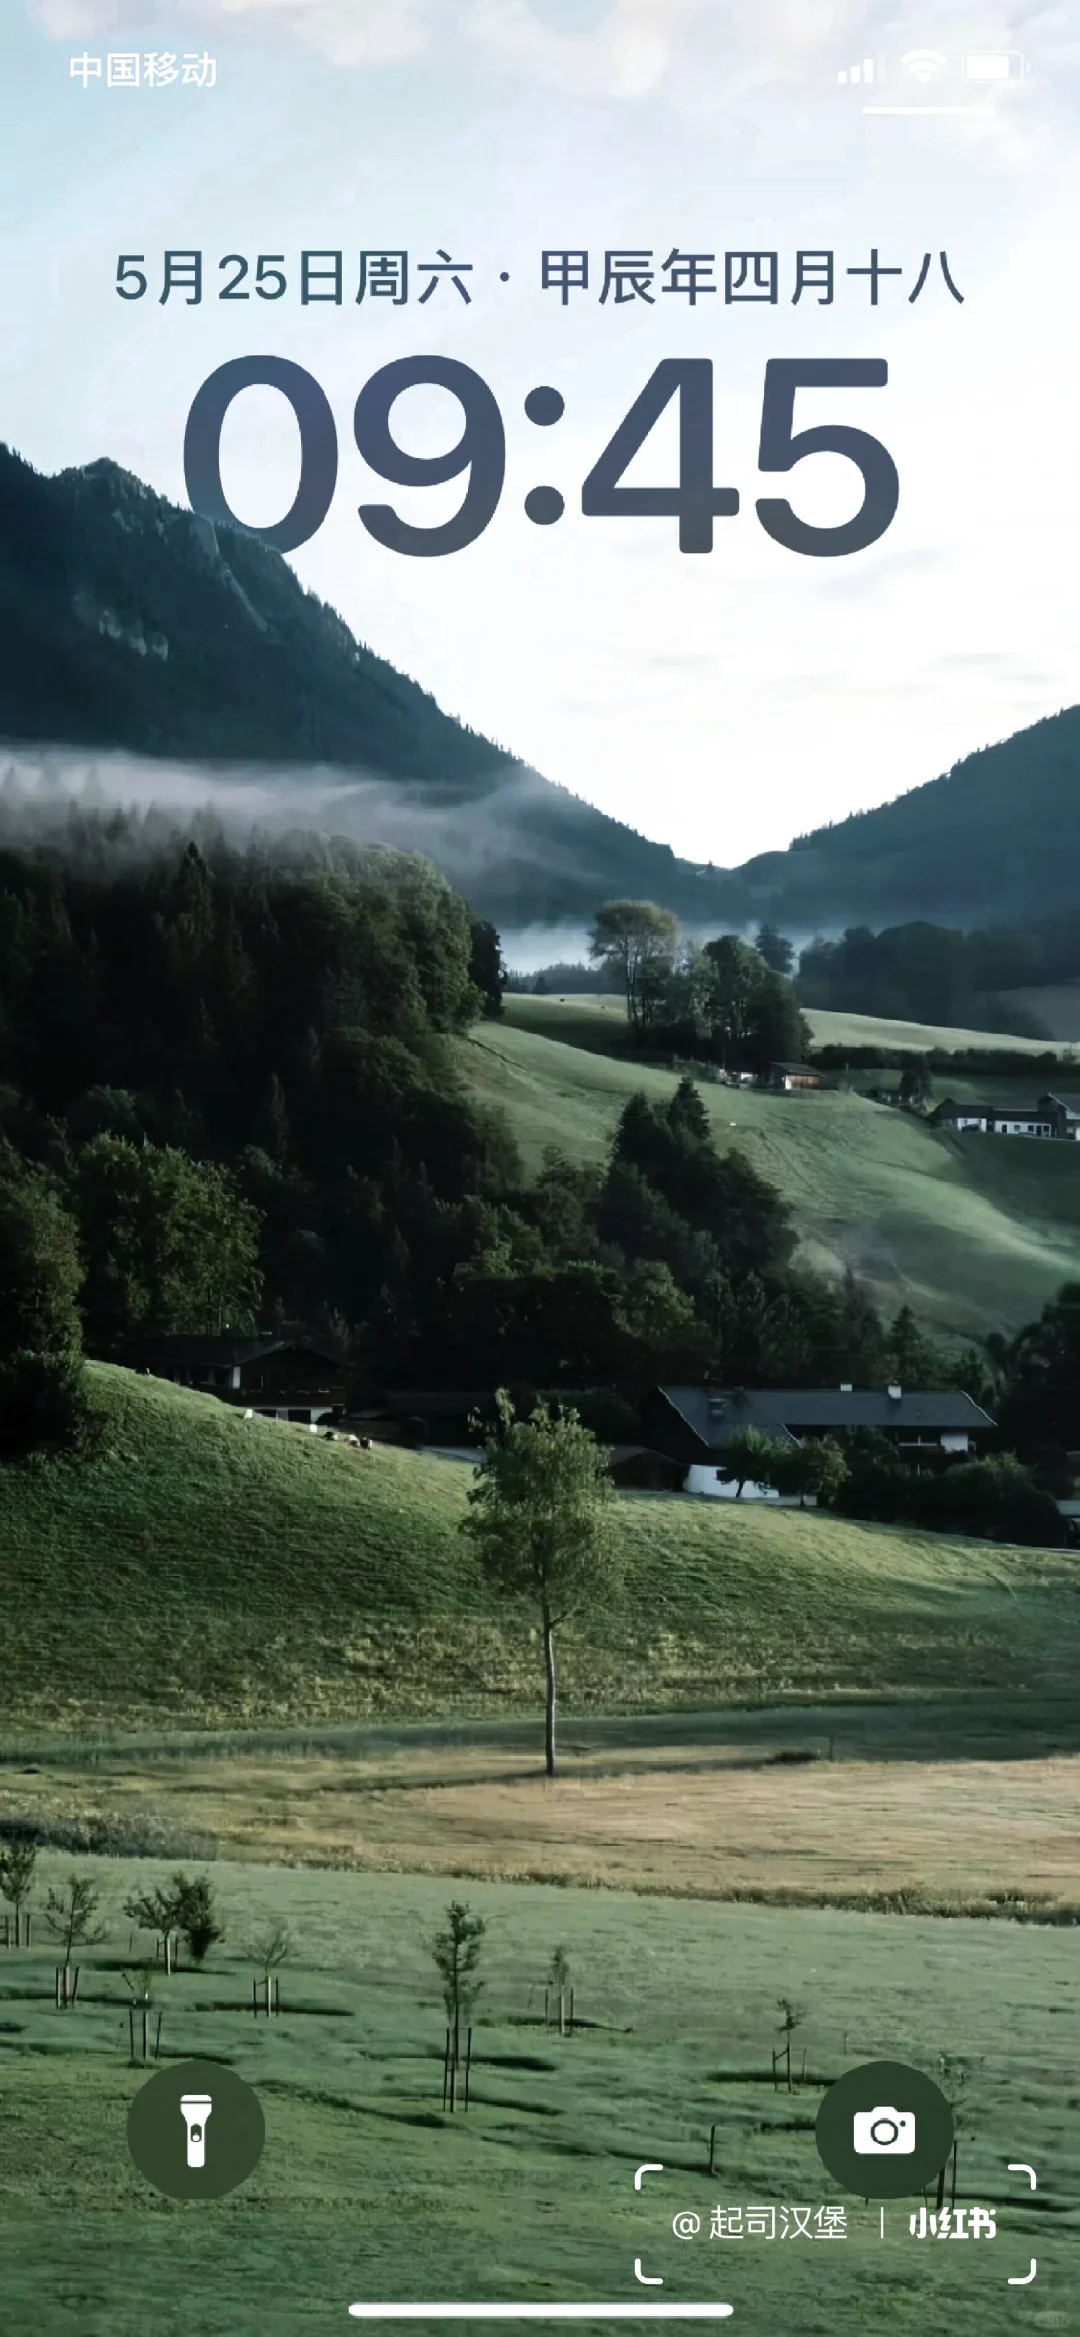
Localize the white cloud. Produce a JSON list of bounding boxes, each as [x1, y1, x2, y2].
[[32, 0, 131, 32], [209, 0, 432, 67], [31, 0, 433, 63], [463, 0, 705, 99]]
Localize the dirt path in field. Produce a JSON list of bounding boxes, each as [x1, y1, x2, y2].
[[4, 1740, 1078, 1910]]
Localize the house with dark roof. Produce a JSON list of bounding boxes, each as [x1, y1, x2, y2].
[[108, 1335, 347, 1424], [767, 1061, 828, 1092], [932, 1092, 1080, 1141], [644, 1383, 996, 1500]]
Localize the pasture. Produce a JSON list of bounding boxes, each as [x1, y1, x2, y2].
[[2, 1381, 1078, 2335], [0, 1858, 1075, 2337], [501, 993, 1074, 1061], [804, 1007, 1071, 1057], [1, 1368, 1077, 1739], [463, 1008, 1080, 1336], [4, 1701, 1080, 1915]]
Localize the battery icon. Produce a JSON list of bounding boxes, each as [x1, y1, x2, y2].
[[963, 50, 1027, 79]]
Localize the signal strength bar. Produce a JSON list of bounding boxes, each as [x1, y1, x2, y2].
[[838, 57, 876, 83]]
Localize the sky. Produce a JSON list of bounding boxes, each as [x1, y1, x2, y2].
[[3, 0, 1080, 869]]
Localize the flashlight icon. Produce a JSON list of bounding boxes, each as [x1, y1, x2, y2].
[[180, 2092, 213, 2169]]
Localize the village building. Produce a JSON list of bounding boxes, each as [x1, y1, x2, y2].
[[766, 1061, 829, 1092], [643, 1383, 997, 1500], [931, 1091, 1080, 1140], [107, 1335, 347, 1424]]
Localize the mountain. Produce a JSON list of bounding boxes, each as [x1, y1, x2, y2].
[[709, 707, 1080, 934], [0, 444, 728, 928], [2, 442, 1073, 939]]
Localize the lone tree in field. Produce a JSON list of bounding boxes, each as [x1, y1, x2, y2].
[[0, 1840, 37, 1942], [432, 1900, 486, 2067], [462, 1393, 617, 1777], [43, 1872, 106, 1996], [588, 900, 679, 1043]]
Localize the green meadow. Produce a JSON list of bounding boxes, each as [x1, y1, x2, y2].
[[1, 1861, 1076, 2337], [804, 1007, 1071, 1057], [0, 1380, 1076, 2335], [0, 1367, 1077, 1739], [498, 994, 1072, 1061]]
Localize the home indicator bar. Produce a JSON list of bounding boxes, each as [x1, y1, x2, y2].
[[348, 2310, 735, 2322]]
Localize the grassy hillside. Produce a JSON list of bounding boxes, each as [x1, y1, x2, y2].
[[503, 992, 634, 1051], [467, 1005, 1080, 1336], [0, 1367, 1076, 1737], [805, 1006, 1073, 1056], [503, 993, 1071, 1059]]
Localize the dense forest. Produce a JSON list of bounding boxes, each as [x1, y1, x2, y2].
[[0, 813, 964, 1410], [0, 815, 508, 1357], [797, 914, 1080, 1037]]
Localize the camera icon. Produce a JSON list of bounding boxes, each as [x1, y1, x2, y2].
[[853, 2106, 916, 2155]]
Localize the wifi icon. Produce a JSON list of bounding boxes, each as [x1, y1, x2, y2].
[[901, 46, 947, 82]]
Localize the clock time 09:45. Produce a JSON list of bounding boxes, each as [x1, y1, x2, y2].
[[183, 353, 899, 560]]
